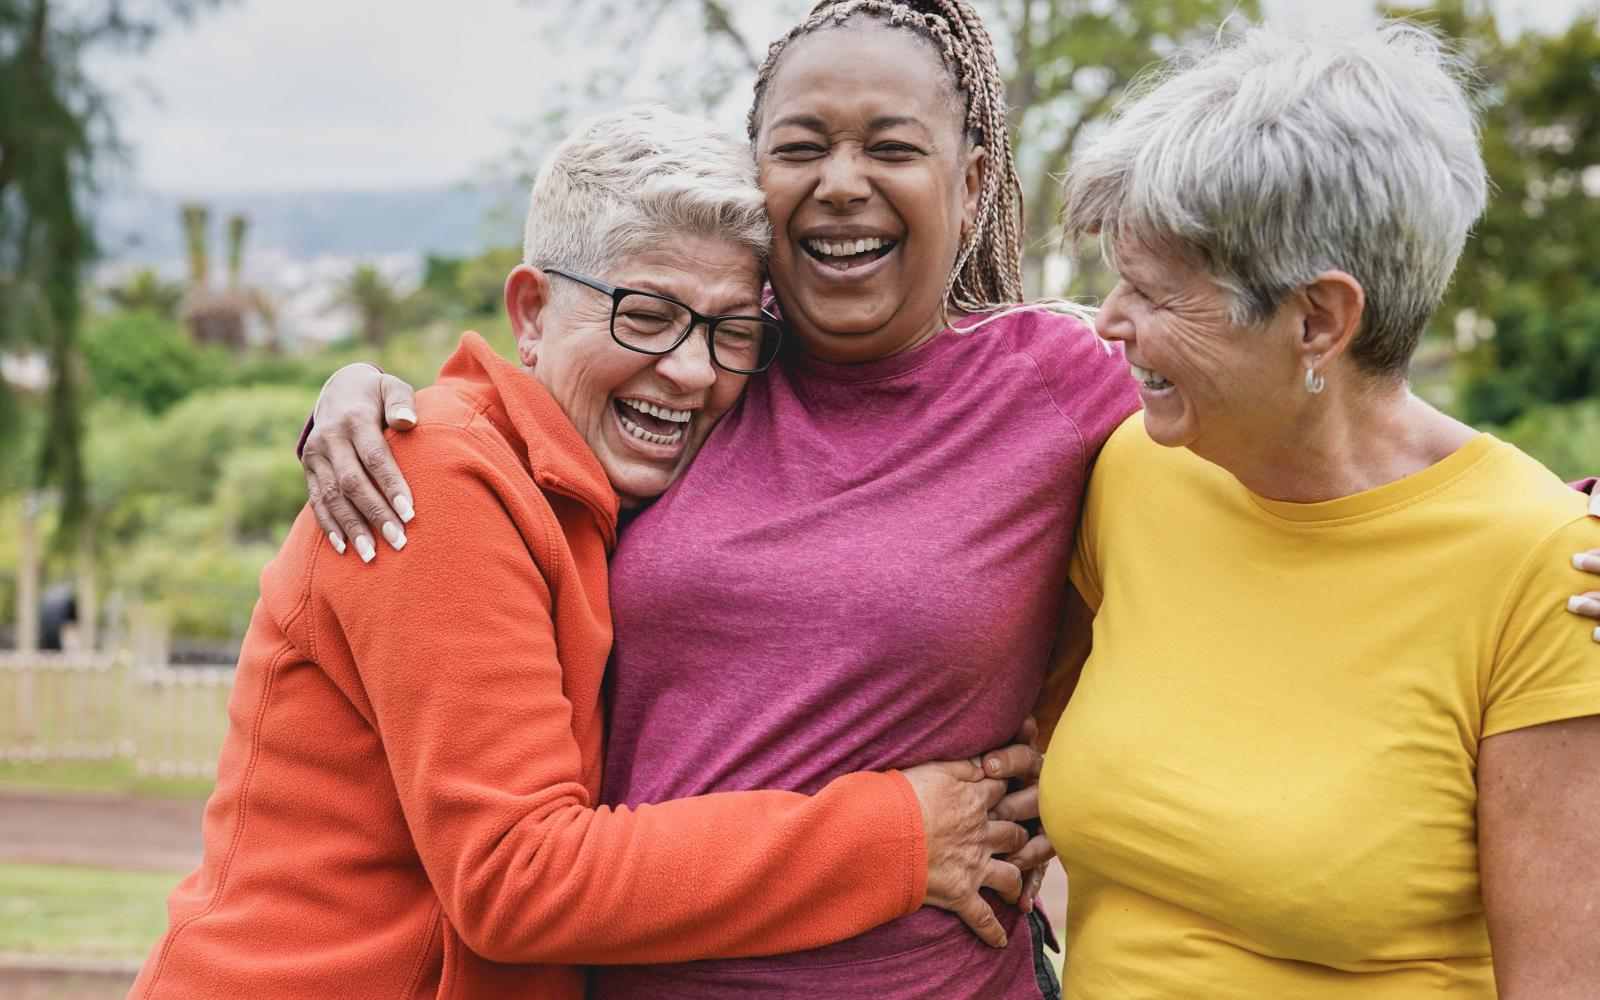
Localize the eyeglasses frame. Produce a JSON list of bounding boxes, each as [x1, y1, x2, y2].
[[544, 267, 783, 375]]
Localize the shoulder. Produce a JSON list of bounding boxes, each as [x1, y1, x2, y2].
[[1472, 439, 1594, 551], [964, 305, 1140, 448], [1085, 414, 1211, 506], [969, 305, 1124, 371]]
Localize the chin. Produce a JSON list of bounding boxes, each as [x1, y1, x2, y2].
[[1140, 411, 1196, 450]]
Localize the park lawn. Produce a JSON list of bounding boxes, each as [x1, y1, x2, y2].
[[0, 862, 177, 960], [0, 759, 212, 801]]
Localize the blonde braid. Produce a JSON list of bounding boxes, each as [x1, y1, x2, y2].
[[747, 0, 1028, 319]]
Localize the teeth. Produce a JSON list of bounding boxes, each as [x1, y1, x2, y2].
[[1130, 363, 1174, 389], [617, 409, 686, 446], [806, 237, 890, 258], [620, 399, 691, 423]]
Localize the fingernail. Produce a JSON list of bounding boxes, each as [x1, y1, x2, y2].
[[1568, 596, 1600, 616], [382, 522, 407, 551], [1574, 554, 1600, 573], [1593, 626, 1600, 644], [986, 757, 1001, 775], [392, 406, 417, 425], [393, 494, 414, 523], [355, 535, 376, 563], [328, 531, 346, 555]]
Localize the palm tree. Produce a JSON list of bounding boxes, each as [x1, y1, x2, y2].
[[332, 264, 403, 347]]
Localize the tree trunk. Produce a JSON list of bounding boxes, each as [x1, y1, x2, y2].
[[16, 492, 40, 653], [75, 520, 96, 651]]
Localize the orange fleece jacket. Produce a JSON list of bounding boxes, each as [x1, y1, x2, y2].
[[131, 333, 927, 1000]]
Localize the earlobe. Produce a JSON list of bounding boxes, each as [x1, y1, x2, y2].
[[505, 265, 553, 369]]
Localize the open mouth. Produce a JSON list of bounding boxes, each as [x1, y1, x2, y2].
[[1130, 362, 1174, 392], [801, 236, 898, 272], [614, 397, 691, 447]]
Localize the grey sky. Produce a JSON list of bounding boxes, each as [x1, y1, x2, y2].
[[93, 0, 1596, 196]]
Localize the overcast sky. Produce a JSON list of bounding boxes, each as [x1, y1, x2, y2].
[[90, 0, 1596, 196]]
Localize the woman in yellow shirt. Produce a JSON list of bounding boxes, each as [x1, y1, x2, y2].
[[1043, 21, 1600, 999]]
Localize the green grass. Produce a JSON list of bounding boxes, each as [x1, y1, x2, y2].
[[0, 862, 180, 960], [0, 759, 212, 801]]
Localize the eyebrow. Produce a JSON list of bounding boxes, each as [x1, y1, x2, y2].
[[767, 113, 932, 135], [628, 280, 760, 316]]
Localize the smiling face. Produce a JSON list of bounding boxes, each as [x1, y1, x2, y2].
[[1096, 240, 1305, 463], [507, 235, 761, 507], [754, 23, 983, 365]]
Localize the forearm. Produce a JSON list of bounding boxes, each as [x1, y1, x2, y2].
[[449, 772, 924, 965]]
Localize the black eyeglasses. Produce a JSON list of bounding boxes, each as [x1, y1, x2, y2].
[[545, 268, 783, 375]]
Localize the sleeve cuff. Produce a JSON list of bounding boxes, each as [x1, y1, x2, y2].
[[1483, 680, 1600, 738]]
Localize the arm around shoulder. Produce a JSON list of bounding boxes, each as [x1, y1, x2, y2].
[[312, 425, 925, 966]]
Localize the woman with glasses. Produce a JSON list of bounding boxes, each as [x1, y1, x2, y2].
[[130, 105, 1045, 1000], [293, 3, 1600, 998]]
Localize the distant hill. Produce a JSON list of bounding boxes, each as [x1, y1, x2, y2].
[[95, 184, 524, 265]]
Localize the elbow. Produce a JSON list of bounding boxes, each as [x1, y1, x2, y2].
[[441, 823, 586, 964]]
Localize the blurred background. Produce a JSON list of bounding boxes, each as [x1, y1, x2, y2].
[[1, 0, 1596, 996]]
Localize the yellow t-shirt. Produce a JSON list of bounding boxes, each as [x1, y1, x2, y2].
[[1041, 415, 1600, 999]]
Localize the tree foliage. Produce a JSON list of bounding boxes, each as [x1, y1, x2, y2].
[[0, 0, 231, 534], [506, 0, 1254, 297], [331, 264, 404, 347], [82, 309, 225, 414], [1385, 2, 1600, 424]]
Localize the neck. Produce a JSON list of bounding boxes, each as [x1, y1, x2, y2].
[[793, 306, 956, 365], [1205, 377, 1477, 503]]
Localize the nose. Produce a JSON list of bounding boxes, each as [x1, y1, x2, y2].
[[653, 324, 719, 394], [813, 146, 871, 210], [1095, 281, 1135, 345]]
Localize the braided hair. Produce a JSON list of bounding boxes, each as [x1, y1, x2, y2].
[[747, 0, 1027, 318]]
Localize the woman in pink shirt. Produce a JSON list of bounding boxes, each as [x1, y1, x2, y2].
[[298, 2, 1600, 998]]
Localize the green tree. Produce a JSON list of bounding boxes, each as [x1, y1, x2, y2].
[[0, 0, 231, 533], [508, 0, 1255, 296], [1380, 2, 1600, 424], [82, 309, 225, 414], [106, 268, 184, 318], [331, 264, 404, 346]]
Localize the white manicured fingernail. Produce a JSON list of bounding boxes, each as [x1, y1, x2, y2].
[[1593, 626, 1600, 644], [382, 521, 406, 551], [328, 531, 346, 555], [1568, 596, 1600, 616], [355, 535, 376, 563], [392, 407, 417, 425], [1574, 554, 1600, 573], [393, 494, 414, 523]]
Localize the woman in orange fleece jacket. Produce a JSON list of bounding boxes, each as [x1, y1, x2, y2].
[[130, 107, 1040, 1000]]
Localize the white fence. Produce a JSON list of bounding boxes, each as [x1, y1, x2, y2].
[[0, 652, 233, 779]]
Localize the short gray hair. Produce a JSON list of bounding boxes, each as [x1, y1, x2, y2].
[[1061, 21, 1489, 376], [522, 105, 771, 286]]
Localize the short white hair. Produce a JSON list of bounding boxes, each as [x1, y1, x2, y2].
[[1061, 20, 1489, 375], [522, 105, 771, 285]]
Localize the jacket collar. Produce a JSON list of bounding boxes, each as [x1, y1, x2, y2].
[[439, 332, 620, 550]]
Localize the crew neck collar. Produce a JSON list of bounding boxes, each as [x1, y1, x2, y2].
[[1245, 433, 1498, 525]]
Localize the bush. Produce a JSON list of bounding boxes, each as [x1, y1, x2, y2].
[[139, 385, 319, 508], [1493, 400, 1600, 483], [114, 509, 279, 642], [1458, 287, 1600, 425], [216, 446, 308, 543], [82, 311, 227, 414]]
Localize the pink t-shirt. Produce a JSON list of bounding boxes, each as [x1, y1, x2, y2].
[[595, 309, 1139, 1000]]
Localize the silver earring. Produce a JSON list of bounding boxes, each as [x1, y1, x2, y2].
[[1304, 365, 1326, 395]]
